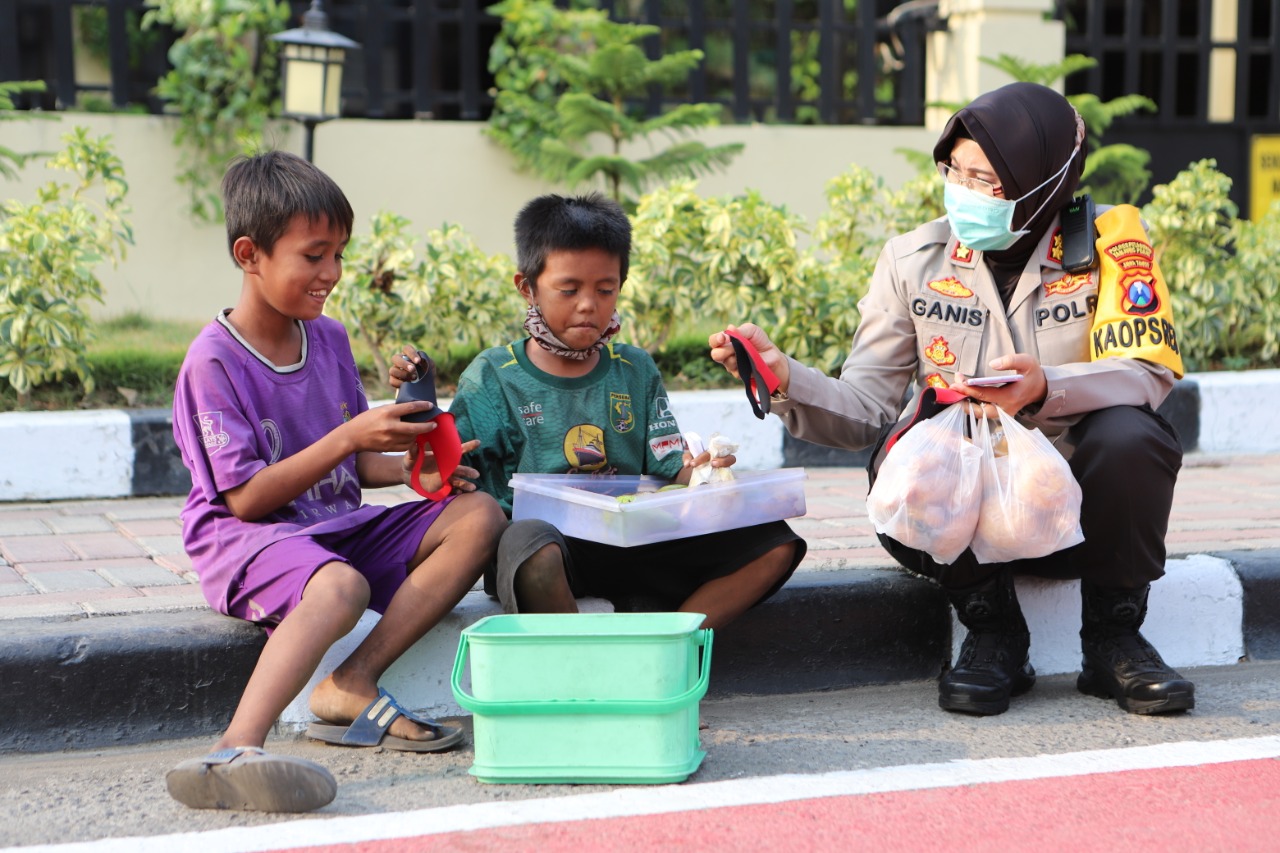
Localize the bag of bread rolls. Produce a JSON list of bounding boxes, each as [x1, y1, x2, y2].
[[867, 403, 982, 564], [970, 408, 1084, 563]]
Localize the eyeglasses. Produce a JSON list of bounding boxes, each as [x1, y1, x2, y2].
[[937, 162, 1003, 198]]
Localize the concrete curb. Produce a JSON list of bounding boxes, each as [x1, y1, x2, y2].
[[3, 549, 1277, 754], [4, 370, 1276, 502]]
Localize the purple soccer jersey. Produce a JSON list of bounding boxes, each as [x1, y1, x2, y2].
[[172, 312, 383, 614]]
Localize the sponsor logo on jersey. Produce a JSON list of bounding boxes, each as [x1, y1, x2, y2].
[[340, 401, 352, 422], [649, 434, 684, 460], [927, 276, 974, 299], [610, 392, 634, 433], [563, 424, 607, 471], [1044, 271, 1092, 296], [923, 336, 957, 367], [196, 411, 230, 455]]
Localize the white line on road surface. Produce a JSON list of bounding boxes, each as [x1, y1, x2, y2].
[[17, 735, 1280, 853]]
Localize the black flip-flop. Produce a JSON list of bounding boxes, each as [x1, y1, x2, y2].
[[724, 329, 780, 419]]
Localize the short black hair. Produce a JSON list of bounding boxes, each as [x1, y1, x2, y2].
[[221, 150, 354, 265], [513, 193, 631, 287]]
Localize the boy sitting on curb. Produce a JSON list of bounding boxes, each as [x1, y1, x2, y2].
[[390, 193, 804, 630], [167, 151, 505, 813]]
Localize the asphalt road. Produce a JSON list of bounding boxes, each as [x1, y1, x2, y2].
[[4, 660, 1280, 849]]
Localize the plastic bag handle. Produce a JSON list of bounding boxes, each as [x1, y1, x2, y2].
[[450, 629, 713, 716]]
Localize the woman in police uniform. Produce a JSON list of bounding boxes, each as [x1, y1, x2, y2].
[[710, 82, 1192, 718]]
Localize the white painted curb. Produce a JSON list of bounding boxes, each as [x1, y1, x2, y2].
[[1192, 369, 1280, 454], [0, 410, 134, 501], [0, 372, 1274, 502], [950, 555, 1245, 677]]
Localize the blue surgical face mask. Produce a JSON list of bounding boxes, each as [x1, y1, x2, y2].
[[943, 146, 1079, 252]]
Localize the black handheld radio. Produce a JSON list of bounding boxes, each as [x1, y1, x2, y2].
[[1060, 194, 1097, 273]]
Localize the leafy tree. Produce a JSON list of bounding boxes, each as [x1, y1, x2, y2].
[[143, 0, 289, 222], [486, 0, 742, 204]]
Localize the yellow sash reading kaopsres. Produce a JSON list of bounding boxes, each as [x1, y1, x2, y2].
[[1089, 204, 1184, 378]]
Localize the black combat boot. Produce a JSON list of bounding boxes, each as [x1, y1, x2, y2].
[[1077, 582, 1195, 714], [938, 570, 1036, 716]]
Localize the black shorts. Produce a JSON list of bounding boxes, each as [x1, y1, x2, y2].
[[490, 517, 805, 613]]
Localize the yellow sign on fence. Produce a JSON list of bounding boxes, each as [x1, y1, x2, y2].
[[1251, 135, 1280, 221]]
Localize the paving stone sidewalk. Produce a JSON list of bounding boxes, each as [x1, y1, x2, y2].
[[1, 454, 1278, 621]]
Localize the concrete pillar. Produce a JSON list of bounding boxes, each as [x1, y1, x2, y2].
[[925, 0, 1065, 130]]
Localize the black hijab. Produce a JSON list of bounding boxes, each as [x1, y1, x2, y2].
[[933, 83, 1087, 288]]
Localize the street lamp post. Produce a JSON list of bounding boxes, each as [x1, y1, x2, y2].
[[270, 1, 360, 163]]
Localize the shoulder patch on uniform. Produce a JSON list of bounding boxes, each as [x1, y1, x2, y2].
[[1047, 227, 1064, 265]]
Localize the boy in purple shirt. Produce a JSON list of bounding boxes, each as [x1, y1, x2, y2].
[[166, 151, 505, 813]]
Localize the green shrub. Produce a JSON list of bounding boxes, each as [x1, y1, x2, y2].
[[0, 128, 133, 403], [326, 212, 522, 380], [1144, 159, 1280, 370]]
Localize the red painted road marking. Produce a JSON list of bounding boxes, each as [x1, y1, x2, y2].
[[26, 737, 1280, 853], [286, 758, 1280, 852]]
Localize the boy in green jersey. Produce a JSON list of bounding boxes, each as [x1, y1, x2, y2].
[[391, 193, 804, 629]]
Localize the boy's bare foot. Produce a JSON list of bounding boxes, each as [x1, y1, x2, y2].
[[309, 675, 444, 744]]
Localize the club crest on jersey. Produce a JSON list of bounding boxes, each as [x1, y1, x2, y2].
[[610, 392, 634, 433], [924, 336, 956, 367], [196, 411, 229, 454], [927, 276, 973, 299]]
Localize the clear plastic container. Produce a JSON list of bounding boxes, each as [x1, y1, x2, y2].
[[509, 468, 807, 547]]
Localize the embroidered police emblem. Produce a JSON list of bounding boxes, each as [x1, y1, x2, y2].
[[927, 276, 974, 299], [924, 336, 956, 367]]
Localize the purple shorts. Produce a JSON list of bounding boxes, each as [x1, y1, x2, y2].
[[227, 497, 454, 629]]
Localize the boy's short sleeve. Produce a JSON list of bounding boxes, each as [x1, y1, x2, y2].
[[172, 349, 268, 502], [641, 358, 685, 480], [450, 357, 521, 515]]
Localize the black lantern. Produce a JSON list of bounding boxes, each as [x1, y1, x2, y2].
[[270, 1, 360, 162]]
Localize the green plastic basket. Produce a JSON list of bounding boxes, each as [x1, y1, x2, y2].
[[452, 612, 713, 784]]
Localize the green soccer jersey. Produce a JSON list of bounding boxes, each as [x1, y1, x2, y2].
[[449, 339, 686, 516]]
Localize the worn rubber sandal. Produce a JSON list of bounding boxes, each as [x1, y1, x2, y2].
[[165, 746, 336, 813], [724, 329, 780, 419], [396, 351, 463, 500], [307, 688, 463, 753]]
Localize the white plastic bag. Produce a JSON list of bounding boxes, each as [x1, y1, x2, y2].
[[687, 431, 738, 487], [866, 404, 982, 564], [970, 408, 1084, 564]]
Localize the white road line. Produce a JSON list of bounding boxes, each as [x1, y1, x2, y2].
[[17, 735, 1280, 853]]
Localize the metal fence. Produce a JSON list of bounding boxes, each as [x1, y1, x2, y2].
[[1, 0, 934, 126], [1054, 0, 1280, 213]]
